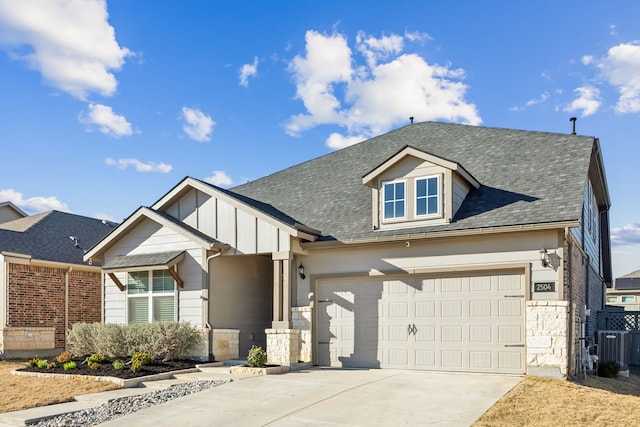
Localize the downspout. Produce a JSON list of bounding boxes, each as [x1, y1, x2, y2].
[[204, 251, 223, 361], [65, 267, 72, 350], [565, 228, 574, 377]]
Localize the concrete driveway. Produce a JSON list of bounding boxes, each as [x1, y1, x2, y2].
[[100, 368, 521, 426]]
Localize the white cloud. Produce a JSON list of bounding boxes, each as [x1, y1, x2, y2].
[[204, 170, 233, 187], [239, 56, 258, 87], [525, 92, 550, 107], [105, 158, 172, 173], [597, 42, 640, 113], [80, 103, 133, 137], [564, 86, 601, 117], [404, 30, 431, 43], [0, 0, 131, 100], [285, 30, 480, 149], [181, 106, 215, 142], [581, 55, 594, 65], [611, 223, 640, 246], [94, 212, 116, 222], [326, 133, 366, 150], [0, 188, 69, 213]]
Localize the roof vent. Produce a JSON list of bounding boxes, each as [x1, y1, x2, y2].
[[569, 117, 577, 135], [409, 116, 414, 124]]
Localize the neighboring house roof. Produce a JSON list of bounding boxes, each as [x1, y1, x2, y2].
[[621, 270, 640, 279], [232, 121, 604, 242], [0, 210, 115, 265], [0, 201, 28, 222], [612, 270, 640, 291]]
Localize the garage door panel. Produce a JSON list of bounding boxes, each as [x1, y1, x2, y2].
[[317, 271, 525, 374]]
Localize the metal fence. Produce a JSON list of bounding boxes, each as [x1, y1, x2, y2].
[[597, 310, 640, 366]]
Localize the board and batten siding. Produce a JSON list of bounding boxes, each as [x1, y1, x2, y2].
[[570, 179, 601, 274], [451, 173, 471, 218], [102, 218, 206, 326], [165, 187, 291, 254]]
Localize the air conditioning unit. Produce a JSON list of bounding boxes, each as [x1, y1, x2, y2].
[[597, 330, 630, 371]]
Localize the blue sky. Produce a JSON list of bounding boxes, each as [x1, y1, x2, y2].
[[1, 1, 639, 277]]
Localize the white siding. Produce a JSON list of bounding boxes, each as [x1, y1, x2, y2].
[[257, 219, 278, 253], [102, 219, 207, 326], [181, 189, 198, 228], [0, 206, 24, 224], [452, 173, 471, 217], [237, 210, 257, 254]]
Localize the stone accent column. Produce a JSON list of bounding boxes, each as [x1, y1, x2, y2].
[[526, 300, 569, 378], [212, 328, 240, 361], [271, 252, 292, 329], [292, 306, 312, 362], [265, 328, 300, 366]]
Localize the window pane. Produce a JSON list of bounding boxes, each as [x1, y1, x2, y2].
[[396, 182, 405, 197], [384, 183, 394, 201], [606, 296, 618, 303], [622, 296, 635, 303], [128, 297, 149, 323], [153, 270, 175, 293], [427, 177, 438, 195], [128, 271, 148, 294], [416, 198, 427, 216], [153, 296, 175, 321], [396, 201, 404, 218], [427, 197, 438, 214], [416, 179, 426, 197]]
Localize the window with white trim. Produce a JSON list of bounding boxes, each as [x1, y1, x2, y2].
[[127, 270, 176, 323], [415, 176, 440, 216], [606, 296, 618, 303], [621, 295, 636, 303], [383, 180, 406, 220]]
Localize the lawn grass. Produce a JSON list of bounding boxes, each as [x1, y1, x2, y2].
[[474, 368, 640, 426], [0, 360, 120, 414]]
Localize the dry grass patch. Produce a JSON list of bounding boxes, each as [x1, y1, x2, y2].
[[474, 369, 640, 427], [0, 360, 120, 414]]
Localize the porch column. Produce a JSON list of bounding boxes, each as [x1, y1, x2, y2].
[[271, 251, 292, 329]]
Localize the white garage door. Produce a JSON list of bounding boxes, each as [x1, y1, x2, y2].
[[316, 271, 525, 374]]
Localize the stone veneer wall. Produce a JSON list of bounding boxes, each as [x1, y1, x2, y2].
[[265, 329, 300, 366], [526, 300, 569, 378], [211, 328, 239, 361], [291, 306, 312, 362]]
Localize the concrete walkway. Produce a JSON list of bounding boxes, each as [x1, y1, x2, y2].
[[101, 368, 520, 427], [0, 368, 521, 426]]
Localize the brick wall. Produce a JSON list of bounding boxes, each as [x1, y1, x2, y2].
[[7, 264, 101, 350]]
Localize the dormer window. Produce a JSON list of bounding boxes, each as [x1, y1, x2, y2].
[[383, 180, 406, 220], [362, 146, 481, 231], [416, 176, 440, 217]]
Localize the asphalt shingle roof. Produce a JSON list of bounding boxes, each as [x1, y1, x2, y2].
[[231, 121, 596, 242], [0, 210, 114, 265]]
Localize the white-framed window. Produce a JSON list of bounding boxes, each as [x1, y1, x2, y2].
[[621, 295, 636, 303], [606, 296, 618, 303], [127, 270, 176, 323], [415, 175, 440, 217], [383, 180, 406, 220]]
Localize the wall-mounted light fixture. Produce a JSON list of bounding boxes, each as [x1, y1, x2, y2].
[[539, 248, 550, 268], [298, 264, 306, 280]]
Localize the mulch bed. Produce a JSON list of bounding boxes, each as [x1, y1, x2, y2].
[[19, 358, 198, 379]]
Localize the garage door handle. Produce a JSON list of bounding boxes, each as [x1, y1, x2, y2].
[[504, 344, 525, 347], [408, 324, 417, 335], [318, 299, 333, 303], [503, 295, 525, 298]]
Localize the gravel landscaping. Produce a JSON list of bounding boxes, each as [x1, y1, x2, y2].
[[29, 379, 231, 427]]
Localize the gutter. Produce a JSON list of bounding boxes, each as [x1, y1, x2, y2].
[[302, 220, 581, 250], [204, 250, 224, 361]]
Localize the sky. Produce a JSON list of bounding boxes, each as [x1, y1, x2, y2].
[[0, 1, 639, 277]]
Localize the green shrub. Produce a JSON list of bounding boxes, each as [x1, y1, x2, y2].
[[63, 361, 77, 370], [87, 353, 107, 364], [67, 322, 201, 361], [598, 361, 620, 378], [246, 345, 267, 368], [36, 359, 49, 369], [55, 351, 72, 364], [131, 351, 153, 372], [112, 360, 125, 370], [27, 357, 40, 367]]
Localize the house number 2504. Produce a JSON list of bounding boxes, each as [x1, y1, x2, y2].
[[534, 282, 555, 292]]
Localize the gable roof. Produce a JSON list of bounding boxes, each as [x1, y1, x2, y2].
[[232, 121, 604, 243], [83, 206, 227, 262], [362, 145, 480, 189], [0, 211, 113, 265], [0, 201, 28, 222]]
